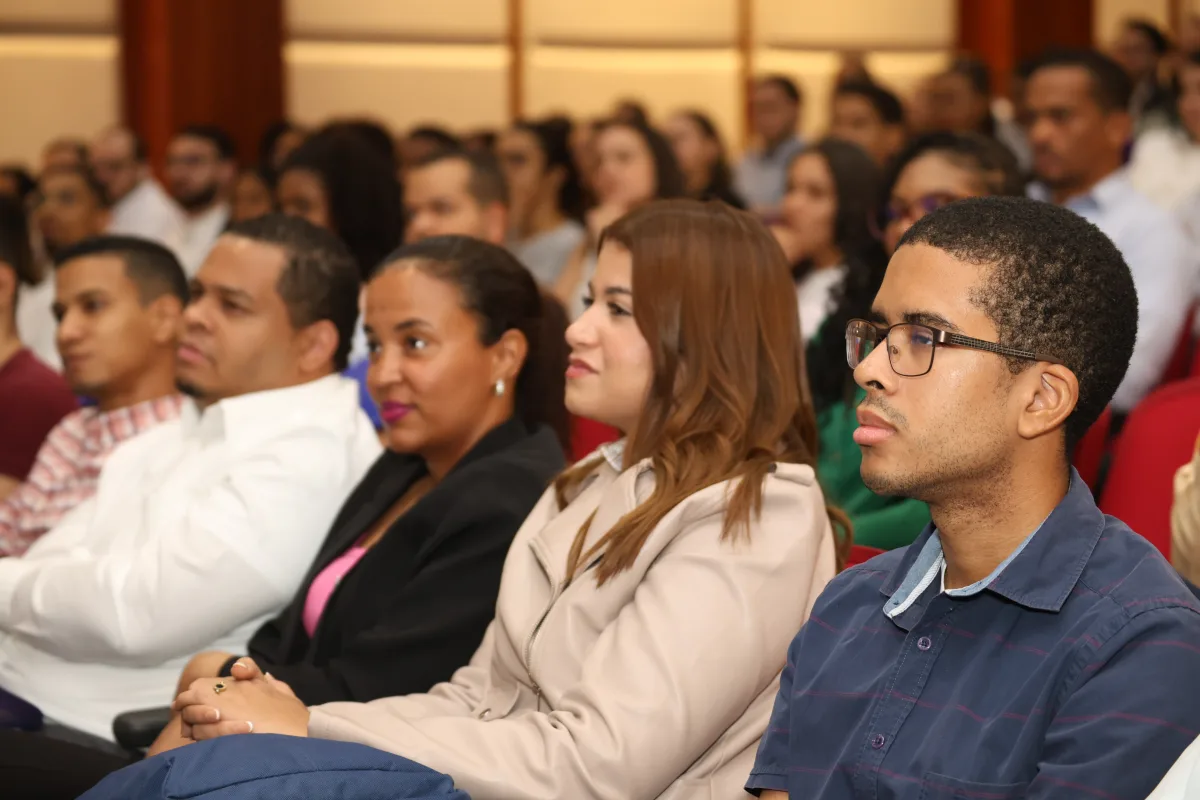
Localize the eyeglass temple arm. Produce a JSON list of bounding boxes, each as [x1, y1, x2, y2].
[[941, 331, 1064, 365]]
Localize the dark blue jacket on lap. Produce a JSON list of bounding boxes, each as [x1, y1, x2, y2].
[[81, 735, 470, 800]]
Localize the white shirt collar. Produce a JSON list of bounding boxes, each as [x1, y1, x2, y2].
[[181, 374, 354, 445]]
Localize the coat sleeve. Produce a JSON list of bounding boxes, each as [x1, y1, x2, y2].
[[308, 474, 833, 800]]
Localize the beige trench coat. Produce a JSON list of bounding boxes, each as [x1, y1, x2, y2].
[[309, 453, 836, 799]]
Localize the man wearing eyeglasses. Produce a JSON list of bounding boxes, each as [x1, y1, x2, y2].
[[747, 196, 1200, 800], [165, 125, 236, 276]]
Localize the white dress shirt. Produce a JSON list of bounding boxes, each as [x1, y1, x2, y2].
[[0, 374, 381, 739], [107, 178, 187, 249], [176, 202, 231, 276], [15, 277, 59, 370], [1030, 170, 1196, 412], [794, 264, 846, 343]]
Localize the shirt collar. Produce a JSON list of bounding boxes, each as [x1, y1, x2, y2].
[[879, 469, 1105, 615], [1028, 169, 1131, 213], [180, 374, 350, 445], [600, 439, 626, 472]]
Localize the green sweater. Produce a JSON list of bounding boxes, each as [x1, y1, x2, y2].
[[816, 388, 930, 551]]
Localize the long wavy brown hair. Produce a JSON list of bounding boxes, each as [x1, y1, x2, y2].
[[558, 199, 851, 584]]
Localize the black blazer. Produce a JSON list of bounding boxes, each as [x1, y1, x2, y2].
[[236, 418, 564, 706]]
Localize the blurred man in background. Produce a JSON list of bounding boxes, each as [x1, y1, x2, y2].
[[403, 149, 508, 246], [735, 75, 805, 216], [165, 125, 236, 275], [91, 126, 185, 249]]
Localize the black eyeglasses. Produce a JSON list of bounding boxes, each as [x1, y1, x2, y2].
[[845, 319, 1064, 378]]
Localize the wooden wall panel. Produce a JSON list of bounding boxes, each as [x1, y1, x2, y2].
[[0, 0, 114, 31], [526, 0, 737, 45], [958, 0, 1093, 97], [287, 0, 506, 41], [755, 0, 954, 49], [0, 35, 118, 165], [287, 42, 509, 132]]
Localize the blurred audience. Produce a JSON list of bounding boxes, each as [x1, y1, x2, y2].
[[612, 98, 651, 127], [498, 118, 586, 285], [0, 215, 381, 742], [403, 149, 507, 246], [880, 132, 1024, 254], [89, 127, 185, 248], [399, 125, 461, 179], [834, 50, 874, 88], [23, 164, 112, 368], [829, 81, 906, 166], [1173, 433, 1200, 586], [0, 196, 76, 498], [663, 109, 746, 208], [1026, 49, 1192, 414], [0, 237, 185, 556], [165, 125, 236, 275], [162, 201, 842, 800], [781, 138, 931, 550], [1113, 18, 1174, 128], [1130, 50, 1200, 212], [555, 119, 685, 317], [736, 74, 805, 215], [0, 166, 35, 205], [40, 138, 88, 173], [928, 56, 1030, 169], [462, 129, 498, 154], [146, 236, 569, 762], [257, 120, 307, 184], [231, 167, 274, 223], [277, 126, 403, 281]]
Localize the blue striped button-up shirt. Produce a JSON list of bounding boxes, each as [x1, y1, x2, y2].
[[747, 472, 1200, 799]]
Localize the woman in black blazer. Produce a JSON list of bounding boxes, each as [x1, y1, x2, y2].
[[150, 236, 572, 749]]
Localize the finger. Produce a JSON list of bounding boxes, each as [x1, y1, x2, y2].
[[190, 720, 254, 741], [180, 704, 222, 726], [230, 659, 263, 681], [180, 720, 193, 739]]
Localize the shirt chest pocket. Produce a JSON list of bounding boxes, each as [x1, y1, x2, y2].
[[920, 772, 1029, 800]]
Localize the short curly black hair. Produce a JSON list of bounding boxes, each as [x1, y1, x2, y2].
[[899, 196, 1137, 448]]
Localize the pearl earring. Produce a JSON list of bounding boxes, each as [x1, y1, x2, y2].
[[494, 379, 505, 397]]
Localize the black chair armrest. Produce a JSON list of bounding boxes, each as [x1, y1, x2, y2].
[[113, 706, 172, 750]]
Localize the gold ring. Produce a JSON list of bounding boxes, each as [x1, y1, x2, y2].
[[213, 681, 227, 695]]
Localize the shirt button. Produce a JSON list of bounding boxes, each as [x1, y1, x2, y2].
[[871, 734, 886, 749], [917, 636, 933, 651]]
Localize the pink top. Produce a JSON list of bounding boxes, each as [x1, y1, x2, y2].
[[302, 545, 368, 638]]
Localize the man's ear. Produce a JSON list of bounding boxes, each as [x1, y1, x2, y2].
[[147, 294, 184, 346], [1016, 362, 1079, 441], [296, 319, 340, 374]]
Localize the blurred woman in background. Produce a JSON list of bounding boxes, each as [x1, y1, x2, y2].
[[554, 119, 685, 317], [663, 110, 746, 208], [498, 117, 587, 286], [231, 168, 274, 223], [1130, 50, 1200, 213]]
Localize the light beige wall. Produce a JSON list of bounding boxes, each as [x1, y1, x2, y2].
[[1094, 0, 1170, 46], [284, 0, 957, 150], [0, 3, 118, 167]]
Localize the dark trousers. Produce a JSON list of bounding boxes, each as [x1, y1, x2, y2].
[[0, 727, 136, 799]]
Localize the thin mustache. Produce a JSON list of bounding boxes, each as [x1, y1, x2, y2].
[[860, 399, 907, 430]]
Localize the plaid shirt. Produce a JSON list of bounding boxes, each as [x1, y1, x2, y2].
[[0, 395, 182, 556]]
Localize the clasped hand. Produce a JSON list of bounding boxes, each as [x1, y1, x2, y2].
[[171, 658, 311, 741]]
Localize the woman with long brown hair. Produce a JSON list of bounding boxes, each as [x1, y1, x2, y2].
[[161, 199, 845, 800]]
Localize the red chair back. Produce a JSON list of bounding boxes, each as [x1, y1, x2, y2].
[[1161, 304, 1197, 385], [569, 416, 621, 463], [846, 544, 886, 567], [1072, 406, 1112, 492], [1099, 377, 1200, 558]]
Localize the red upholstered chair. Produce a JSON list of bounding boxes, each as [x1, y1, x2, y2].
[[1098, 378, 1200, 559], [569, 416, 621, 463], [1072, 406, 1112, 492], [846, 544, 886, 568], [1161, 304, 1197, 385]]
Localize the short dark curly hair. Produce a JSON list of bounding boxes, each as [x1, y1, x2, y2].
[[899, 196, 1137, 448]]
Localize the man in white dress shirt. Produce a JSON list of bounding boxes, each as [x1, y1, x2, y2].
[[165, 125, 236, 276], [1026, 49, 1194, 415], [91, 127, 186, 249], [0, 214, 382, 740]]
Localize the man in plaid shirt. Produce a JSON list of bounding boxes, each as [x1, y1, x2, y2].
[[0, 236, 186, 556]]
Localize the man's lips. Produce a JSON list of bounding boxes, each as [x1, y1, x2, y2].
[[854, 407, 897, 446]]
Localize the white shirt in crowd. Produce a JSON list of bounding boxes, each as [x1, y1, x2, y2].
[[1147, 734, 1200, 799], [1129, 126, 1200, 213], [1030, 170, 1196, 413], [106, 178, 187, 249], [508, 220, 586, 287], [15, 277, 60, 370], [794, 264, 846, 343], [176, 202, 231, 277], [0, 374, 381, 740]]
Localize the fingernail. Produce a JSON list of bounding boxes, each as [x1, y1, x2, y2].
[[233, 660, 248, 670], [246, 721, 254, 734], [212, 709, 221, 722]]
